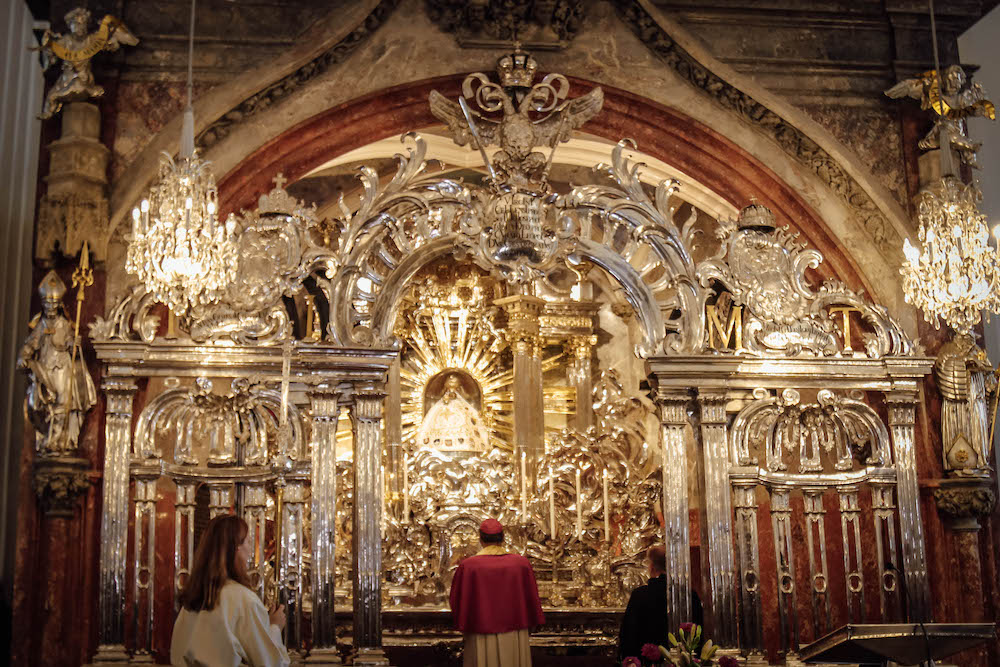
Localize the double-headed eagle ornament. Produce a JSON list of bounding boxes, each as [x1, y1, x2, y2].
[[429, 48, 603, 189]]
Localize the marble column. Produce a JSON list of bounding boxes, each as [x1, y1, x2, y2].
[[89, 378, 136, 665], [565, 335, 596, 432], [884, 391, 931, 621], [32, 455, 90, 667], [933, 477, 996, 666], [308, 386, 341, 663], [350, 390, 389, 666], [496, 295, 545, 482], [697, 391, 738, 647], [654, 388, 691, 628]]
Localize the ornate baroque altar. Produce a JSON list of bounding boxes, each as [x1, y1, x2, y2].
[[81, 50, 934, 666]]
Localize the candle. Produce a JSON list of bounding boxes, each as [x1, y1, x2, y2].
[[279, 340, 291, 427], [603, 469, 610, 542], [520, 451, 527, 517], [575, 469, 582, 537], [402, 453, 409, 520], [548, 469, 556, 538]]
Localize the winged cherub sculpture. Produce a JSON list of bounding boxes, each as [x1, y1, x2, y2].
[[885, 64, 996, 169], [429, 48, 603, 188], [36, 7, 138, 120]]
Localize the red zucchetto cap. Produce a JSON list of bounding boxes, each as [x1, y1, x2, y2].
[[479, 518, 503, 535]]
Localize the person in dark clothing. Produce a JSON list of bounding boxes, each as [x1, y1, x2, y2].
[[617, 545, 704, 662]]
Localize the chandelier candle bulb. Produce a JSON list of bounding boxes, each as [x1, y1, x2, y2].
[[575, 469, 582, 537], [603, 469, 610, 542]]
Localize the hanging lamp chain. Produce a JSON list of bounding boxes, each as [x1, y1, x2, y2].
[[181, 0, 197, 158]]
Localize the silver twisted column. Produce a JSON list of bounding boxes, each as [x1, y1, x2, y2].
[[698, 392, 737, 647], [885, 390, 931, 621], [350, 390, 389, 666], [91, 377, 136, 664], [308, 386, 341, 663], [655, 390, 691, 628]]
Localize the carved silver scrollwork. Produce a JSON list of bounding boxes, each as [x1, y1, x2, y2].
[[698, 207, 917, 358], [731, 387, 891, 473], [134, 377, 306, 466]]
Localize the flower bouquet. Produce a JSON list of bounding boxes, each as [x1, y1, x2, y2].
[[621, 624, 740, 667]]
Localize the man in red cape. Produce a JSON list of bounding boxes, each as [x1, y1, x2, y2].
[[449, 518, 545, 667]]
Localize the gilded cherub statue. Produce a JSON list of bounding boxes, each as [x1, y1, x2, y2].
[[36, 7, 138, 119], [17, 271, 97, 456], [934, 333, 997, 476], [885, 64, 996, 169], [429, 47, 603, 187]]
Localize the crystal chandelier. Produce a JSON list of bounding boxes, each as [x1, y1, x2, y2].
[[899, 0, 998, 336], [125, 0, 238, 313], [902, 177, 996, 335]]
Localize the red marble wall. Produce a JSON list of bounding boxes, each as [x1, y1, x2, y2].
[[12, 70, 1000, 667], [11, 266, 106, 667]]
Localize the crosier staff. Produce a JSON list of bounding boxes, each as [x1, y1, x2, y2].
[[64, 241, 94, 448]]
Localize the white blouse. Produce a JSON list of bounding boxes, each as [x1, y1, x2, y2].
[[170, 580, 290, 667]]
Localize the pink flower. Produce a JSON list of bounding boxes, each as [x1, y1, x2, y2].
[[622, 658, 641, 667], [717, 657, 740, 667], [641, 643, 663, 661], [680, 622, 695, 634]]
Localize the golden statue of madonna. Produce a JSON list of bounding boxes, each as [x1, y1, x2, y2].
[[36, 7, 138, 119], [416, 373, 491, 452]]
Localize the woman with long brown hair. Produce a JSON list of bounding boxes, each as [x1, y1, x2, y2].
[[170, 514, 289, 666]]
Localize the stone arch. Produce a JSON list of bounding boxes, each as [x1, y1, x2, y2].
[[107, 0, 916, 321]]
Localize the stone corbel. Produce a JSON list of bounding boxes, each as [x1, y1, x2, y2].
[[933, 477, 998, 531], [32, 457, 91, 518]]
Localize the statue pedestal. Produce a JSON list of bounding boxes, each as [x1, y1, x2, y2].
[[82, 644, 130, 666], [304, 647, 342, 664], [37, 102, 110, 262]]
